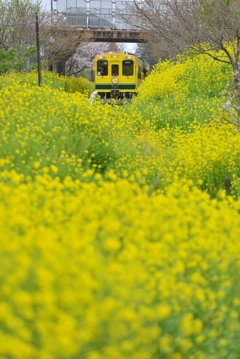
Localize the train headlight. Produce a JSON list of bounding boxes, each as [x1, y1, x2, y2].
[[111, 77, 119, 84]]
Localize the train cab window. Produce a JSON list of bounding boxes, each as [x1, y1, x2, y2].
[[112, 64, 119, 76], [97, 60, 108, 76], [122, 60, 133, 76]]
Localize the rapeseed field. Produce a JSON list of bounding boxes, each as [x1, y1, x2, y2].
[[1, 53, 240, 359]]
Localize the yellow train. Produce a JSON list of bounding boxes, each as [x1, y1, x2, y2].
[[92, 52, 150, 100]]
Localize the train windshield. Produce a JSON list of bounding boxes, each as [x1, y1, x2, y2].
[[122, 60, 133, 76], [112, 64, 119, 76], [97, 60, 108, 76]]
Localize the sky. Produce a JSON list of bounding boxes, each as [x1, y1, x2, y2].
[[40, 0, 137, 52], [41, 0, 50, 10]]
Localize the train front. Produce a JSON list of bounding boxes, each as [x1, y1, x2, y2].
[[93, 53, 138, 100]]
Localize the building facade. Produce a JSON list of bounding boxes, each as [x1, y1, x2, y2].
[[55, 0, 142, 29]]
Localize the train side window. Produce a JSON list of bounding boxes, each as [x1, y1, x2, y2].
[[138, 67, 142, 79], [97, 60, 108, 76], [122, 60, 133, 76], [112, 64, 119, 76]]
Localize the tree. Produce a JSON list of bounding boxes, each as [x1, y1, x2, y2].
[[0, 0, 40, 51], [122, 0, 240, 124], [0, 0, 93, 75], [0, 45, 37, 73], [66, 42, 110, 77], [41, 25, 92, 72], [135, 43, 159, 67], [66, 42, 125, 77]]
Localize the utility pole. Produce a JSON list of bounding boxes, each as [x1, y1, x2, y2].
[[36, 14, 42, 86]]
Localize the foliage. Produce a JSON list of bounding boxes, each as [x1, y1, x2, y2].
[[0, 46, 37, 74], [135, 50, 231, 103], [1, 176, 240, 359], [123, 0, 240, 125], [1, 51, 240, 358], [63, 76, 95, 95], [0, 70, 94, 92]]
